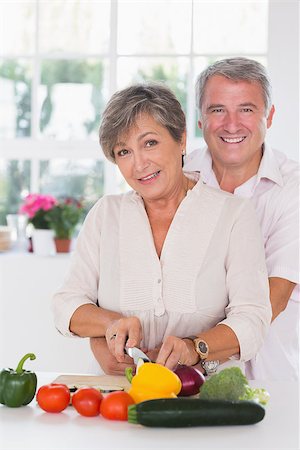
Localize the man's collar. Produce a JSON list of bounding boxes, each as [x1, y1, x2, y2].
[[186, 143, 284, 188], [256, 143, 284, 187]]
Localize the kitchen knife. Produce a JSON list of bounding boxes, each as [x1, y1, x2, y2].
[[125, 347, 151, 364]]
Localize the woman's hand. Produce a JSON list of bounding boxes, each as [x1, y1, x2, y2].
[[156, 336, 199, 370], [90, 337, 135, 375], [105, 316, 143, 363]]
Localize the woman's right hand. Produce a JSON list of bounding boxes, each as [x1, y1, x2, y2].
[[105, 316, 143, 363]]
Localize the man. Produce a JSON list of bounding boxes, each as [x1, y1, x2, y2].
[[184, 57, 299, 380]]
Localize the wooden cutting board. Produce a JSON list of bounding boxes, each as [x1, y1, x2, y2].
[[52, 374, 131, 393]]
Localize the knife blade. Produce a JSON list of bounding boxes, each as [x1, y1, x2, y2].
[[125, 347, 151, 364]]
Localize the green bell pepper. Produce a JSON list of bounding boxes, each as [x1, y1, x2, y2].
[[0, 353, 37, 407]]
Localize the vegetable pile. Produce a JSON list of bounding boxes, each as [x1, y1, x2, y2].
[[125, 362, 269, 427], [0, 354, 270, 428], [36, 384, 134, 421]]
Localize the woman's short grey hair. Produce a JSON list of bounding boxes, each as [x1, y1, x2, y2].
[[195, 57, 272, 118], [99, 82, 186, 163]]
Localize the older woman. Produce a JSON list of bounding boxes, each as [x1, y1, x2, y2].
[[52, 83, 271, 376]]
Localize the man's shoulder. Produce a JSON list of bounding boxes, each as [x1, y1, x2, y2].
[[271, 148, 299, 185], [184, 147, 207, 171], [201, 180, 249, 210]]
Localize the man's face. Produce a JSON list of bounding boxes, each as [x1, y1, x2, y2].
[[199, 75, 275, 172]]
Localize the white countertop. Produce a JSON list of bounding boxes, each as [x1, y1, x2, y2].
[[0, 372, 299, 450]]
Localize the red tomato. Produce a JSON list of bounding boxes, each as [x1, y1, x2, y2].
[[36, 383, 70, 413], [72, 387, 103, 417], [100, 391, 135, 421]]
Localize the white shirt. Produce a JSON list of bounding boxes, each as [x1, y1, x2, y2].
[[52, 175, 271, 368], [184, 145, 300, 380]]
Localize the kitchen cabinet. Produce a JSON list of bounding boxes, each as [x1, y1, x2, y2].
[[0, 252, 93, 373]]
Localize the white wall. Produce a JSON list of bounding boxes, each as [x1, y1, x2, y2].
[[267, 0, 299, 161], [0, 253, 92, 373]]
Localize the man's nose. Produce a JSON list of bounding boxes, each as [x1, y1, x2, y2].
[[223, 112, 241, 133]]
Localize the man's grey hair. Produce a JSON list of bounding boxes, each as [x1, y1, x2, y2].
[[195, 57, 272, 117], [99, 82, 186, 163]]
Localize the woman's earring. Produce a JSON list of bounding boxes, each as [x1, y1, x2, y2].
[[181, 150, 186, 168]]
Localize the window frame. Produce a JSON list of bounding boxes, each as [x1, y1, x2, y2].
[[1, 0, 278, 197]]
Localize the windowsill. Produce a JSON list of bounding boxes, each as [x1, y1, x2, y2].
[[0, 248, 72, 258]]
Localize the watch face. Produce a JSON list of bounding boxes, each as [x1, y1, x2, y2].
[[203, 360, 219, 370], [198, 341, 208, 354]]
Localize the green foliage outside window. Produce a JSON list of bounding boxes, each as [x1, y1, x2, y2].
[[40, 59, 104, 135], [135, 63, 187, 113], [0, 60, 31, 137], [0, 58, 193, 225], [0, 59, 105, 224]]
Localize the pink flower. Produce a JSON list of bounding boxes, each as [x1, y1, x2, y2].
[[19, 194, 58, 227]]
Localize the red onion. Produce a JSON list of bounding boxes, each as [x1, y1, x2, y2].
[[174, 365, 205, 396]]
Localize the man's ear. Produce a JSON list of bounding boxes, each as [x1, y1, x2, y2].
[[267, 105, 275, 129], [198, 119, 203, 130]]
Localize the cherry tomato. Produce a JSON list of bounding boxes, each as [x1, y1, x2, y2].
[[36, 383, 70, 413], [72, 387, 103, 417], [100, 391, 135, 421]]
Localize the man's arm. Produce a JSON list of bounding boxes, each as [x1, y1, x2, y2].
[[90, 337, 135, 375], [269, 277, 296, 322]]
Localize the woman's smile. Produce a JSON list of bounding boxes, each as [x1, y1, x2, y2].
[[138, 170, 161, 184]]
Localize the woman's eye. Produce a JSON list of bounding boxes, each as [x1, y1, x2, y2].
[[145, 139, 157, 147], [117, 149, 129, 157]]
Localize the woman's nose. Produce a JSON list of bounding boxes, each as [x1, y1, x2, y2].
[[133, 153, 150, 172]]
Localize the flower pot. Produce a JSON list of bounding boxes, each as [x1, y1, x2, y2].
[[54, 238, 72, 253], [31, 229, 56, 256]]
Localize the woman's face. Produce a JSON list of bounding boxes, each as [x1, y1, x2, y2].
[[113, 114, 186, 203]]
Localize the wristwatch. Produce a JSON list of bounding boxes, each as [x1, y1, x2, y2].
[[201, 359, 220, 376], [183, 336, 209, 363], [193, 338, 220, 376], [184, 336, 219, 376], [193, 338, 209, 361]]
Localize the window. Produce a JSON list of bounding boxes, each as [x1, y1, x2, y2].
[[0, 0, 268, 224]]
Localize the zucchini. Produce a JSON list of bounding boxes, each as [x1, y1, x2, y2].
[[128, 398, 265, 427]]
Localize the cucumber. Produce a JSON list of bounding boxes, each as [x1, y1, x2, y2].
[[128, 398, 265, 427]]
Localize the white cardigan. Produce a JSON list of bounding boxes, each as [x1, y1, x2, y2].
[[52, 175, 271, 362]]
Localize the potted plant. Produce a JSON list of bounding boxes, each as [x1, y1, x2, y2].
[[46, 197, 83, 253], [19, 194, 57, 255], [19, 193, 57, 229]]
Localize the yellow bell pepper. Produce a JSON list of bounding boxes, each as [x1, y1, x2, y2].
[[128, 362, 182, 403]]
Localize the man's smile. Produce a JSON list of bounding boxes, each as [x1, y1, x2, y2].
[[220, 136, 246, 143]]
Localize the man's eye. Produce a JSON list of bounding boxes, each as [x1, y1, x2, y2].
[[211, 108, 224, 113], [241, 108, 253, 112], [145, 139, 157, 147]]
